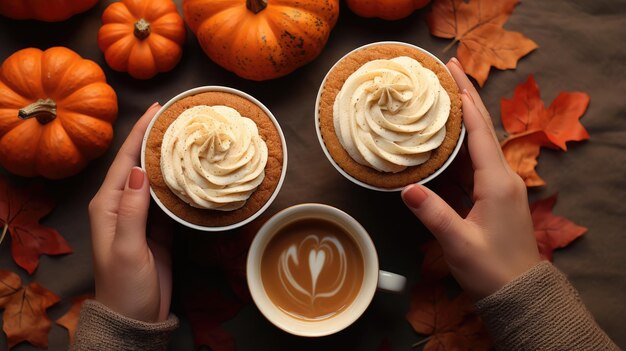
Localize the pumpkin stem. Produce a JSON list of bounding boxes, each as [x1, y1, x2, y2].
[[246, 0, 268, 14], [18, 98, 57, 124], [134, 18, 151, 40]]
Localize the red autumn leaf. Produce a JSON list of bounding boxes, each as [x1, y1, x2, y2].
[[56, 294, 93, 346], [500, 75, 590, 186], [0, 176, 72, 274], [427, 0, 538, 86], [530, 194, 587, 261], [184, 286, 244, 351], [407, 282, 491, 351], [0, 269, 60, 349], [420, 240, 450, 281]]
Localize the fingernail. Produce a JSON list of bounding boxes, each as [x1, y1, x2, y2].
[[451, 57, 463, 70], [462, 89, 475, 104], [128, 167, 145, 190], [401, 184, 428, 209], [149, 102, 160, 109]]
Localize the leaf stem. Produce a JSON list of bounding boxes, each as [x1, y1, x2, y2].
[[443, 38, 459, 53], [0, 223, 7, 246], [412, 336, 432, 348]]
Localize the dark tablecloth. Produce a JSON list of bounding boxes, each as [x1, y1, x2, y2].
[[1, 1, 624, 350]]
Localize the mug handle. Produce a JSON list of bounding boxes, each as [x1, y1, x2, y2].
[[377, 270, 407, 293]]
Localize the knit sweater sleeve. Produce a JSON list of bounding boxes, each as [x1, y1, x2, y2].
[[72, 300, 179, 351], [475, 261, 620, 351]]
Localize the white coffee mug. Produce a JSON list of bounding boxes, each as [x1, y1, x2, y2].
[[247, 203, 406, 337]]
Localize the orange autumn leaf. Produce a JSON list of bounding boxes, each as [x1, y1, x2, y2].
[[0, 176, 72, 274], [427, 0, 537, 86], [0, 269, 60, 349], [406, 282, 491, 350], [56, 294, 93, 346], [530, 194, 587, 261], [500, 75, 590, 186]]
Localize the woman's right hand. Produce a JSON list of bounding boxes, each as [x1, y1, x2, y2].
[[401, 58, 541, 299]]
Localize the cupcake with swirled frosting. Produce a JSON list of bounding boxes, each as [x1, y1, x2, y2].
[[317, 42, 463, 189], [143, 89, 286, 230]]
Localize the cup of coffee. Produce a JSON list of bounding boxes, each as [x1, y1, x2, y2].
[[247, 203, 406, 337]]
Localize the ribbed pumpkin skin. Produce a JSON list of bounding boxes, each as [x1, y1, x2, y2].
[[0, 0, 99, 22], [183, 0, 340, 81], [98, 0, 186, 80], [346, 0, 430, 20], [0, 47, 118, 179]]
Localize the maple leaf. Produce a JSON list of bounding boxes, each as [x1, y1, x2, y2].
[[500, 75, 590, 186], [427, 0, 538, 86], [183, 286, 244, 351], [420, 240, 450, 281], [0, 269, 60, 349], [407, 282, 491, 351], [0, 176, 72, 274], [530, 194, 587, 261], [56, 294, 93, 346]]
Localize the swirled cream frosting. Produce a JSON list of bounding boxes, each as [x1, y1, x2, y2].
[[160, 105, 268, 211], [333, 56, 450, 173]]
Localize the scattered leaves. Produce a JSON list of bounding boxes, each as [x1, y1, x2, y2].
[[500, 75, 590, 186], [530, 194, 587, 261], [0, 176, 72, 274], [427, 0, 538, 86], [0, 269, 59, 349], [56, 294, 93, 346], [406, 282, 491, 351]]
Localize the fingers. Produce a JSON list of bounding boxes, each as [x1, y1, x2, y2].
[[401, 184, 466, 249], [446, 58, 491, 122], [114, 167, 151, 251], [462, 92, 508, 172], [100, 103, 160, 193]]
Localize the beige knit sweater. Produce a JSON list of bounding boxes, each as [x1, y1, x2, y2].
[[73, 262, 620, 350]]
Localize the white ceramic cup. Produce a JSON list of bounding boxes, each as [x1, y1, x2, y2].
[[247, 203, 406, 337], [140, 86, 288, 232], [314, 41, 466, 192]]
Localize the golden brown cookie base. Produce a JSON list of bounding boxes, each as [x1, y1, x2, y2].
[[145, 91, 284, 228], [318, 44, 462, 189]]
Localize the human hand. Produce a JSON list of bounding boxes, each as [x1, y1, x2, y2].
[[401, 58, 541, 299], [88, 103, 173, 322]]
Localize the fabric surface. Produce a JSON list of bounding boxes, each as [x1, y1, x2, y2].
[[476, 261, 620, 351], [72, 300, 178, 351], [0, 0, 624, 350]]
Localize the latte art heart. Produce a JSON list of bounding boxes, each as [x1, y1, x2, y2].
[[278, 235, 347, 307]]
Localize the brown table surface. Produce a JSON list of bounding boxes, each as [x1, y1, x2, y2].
[[1, 1, 625, 350]]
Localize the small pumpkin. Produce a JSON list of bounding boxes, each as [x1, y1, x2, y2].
[[183, 0, 340, 81], [0, 47, 118, 179], [346, 0, 430, 20], [0, 0, 99, 22], [98, 0, 186, 80]]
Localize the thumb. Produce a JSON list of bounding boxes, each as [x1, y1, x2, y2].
[[401, 184, 465, 247], [115, 167, 150, 249]]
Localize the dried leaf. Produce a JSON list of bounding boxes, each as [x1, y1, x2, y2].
[[420, 240, 450, 281], [56, 294, 93, 346], [427, 0, 538, 86], [530, 194, 587, 261], [407, 282, 491, 351], [0, 176, 72, 274], [500, 75, 590, 186], [184, 287, 243, 351], [0, 269, 60, 349]]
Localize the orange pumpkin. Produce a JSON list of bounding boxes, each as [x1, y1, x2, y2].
[[346, 0, 430, 20], [98, 0, 186, 80], [0, 47, 118, 179], [183, 0, 339, 81], [0, 0, 99, 22]]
